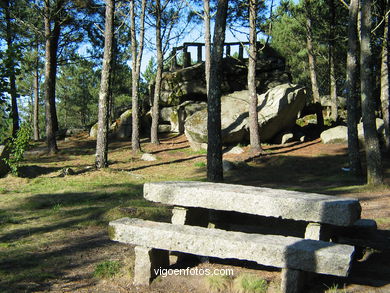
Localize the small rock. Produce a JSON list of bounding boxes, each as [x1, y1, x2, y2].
[[225, 146, 244, 155], [158, 124, 171, 133], [141, 153, 157, 161], [222, 160, 235, 172], [281, 133, 294, 144], [59, 167, 75, 177], [320, 126, 347, 144]]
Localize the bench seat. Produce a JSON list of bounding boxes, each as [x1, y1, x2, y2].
[[109, 217, 354, 277]]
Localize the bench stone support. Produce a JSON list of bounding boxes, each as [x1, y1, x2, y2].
[[133, 246, 169, 286], [171, 206, 210, 227], [304, 223, 331, 241], [281, 268, 305, 293]]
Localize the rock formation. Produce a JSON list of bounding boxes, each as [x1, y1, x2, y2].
[[184, 84, 307, 150]]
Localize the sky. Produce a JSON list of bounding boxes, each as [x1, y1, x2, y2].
[[139, 0, 283, 73]]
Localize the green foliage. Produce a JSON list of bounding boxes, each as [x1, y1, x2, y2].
[[233, 274, 268, 293], [57, 59, 100, 128], [4, 123, 32, 175], [0, 50, 11, 144], [142, 57, 157, 85], [93, 260, 121, 279], [270, 0, 348, 97]]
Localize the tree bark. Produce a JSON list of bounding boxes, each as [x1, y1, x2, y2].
[[329, 0, 338, 122], [151, 0, 162, 145], [5, 0, 19, 136], [33, 41, 40, 141], [204, 0, 211, 94], [44, 0, 62, 154], [380, 0, 390, 152], [248, 0, 262, 153], [207, 0, 229, 182], [131, 0, 146, 153], [346, 0, 362, 177], [95, 0, 115, 169], [305, 0, 321, 104], [360, 0, 383, 184]]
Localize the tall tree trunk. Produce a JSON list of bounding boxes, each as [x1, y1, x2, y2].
[[5, 0, 19, 136], [44, 0, 61, 154], [360, 0, 383, 184], [33, 41, 40, 141], [131, 0, 146, 152], [151, 0, 162, 145], [305, 0, 321, 104], [381, 0, 390, 152], [204, 0, 211, 93], [346, 0, 362, 176], [207, 0, 229, 182], [248, 0, 262, 153], [95, 0, 115, 169], [329, 0, 338, 122]]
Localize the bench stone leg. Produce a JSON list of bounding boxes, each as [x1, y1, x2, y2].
[[133, 246, 169, 286], [171, 207, 210, 226], [171, 207, 210, 264], [281, 268, 305, 293], [304, 222, 331, 241]]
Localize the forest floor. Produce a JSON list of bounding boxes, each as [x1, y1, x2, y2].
[[0, 133, 390, 293]]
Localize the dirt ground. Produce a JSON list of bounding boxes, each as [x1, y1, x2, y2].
[[2, 134, 390, 293]]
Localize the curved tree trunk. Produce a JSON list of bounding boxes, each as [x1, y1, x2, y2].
[[204, 0, 211, 94], [248, 0, 262, 153], [95, 0, 115, 169], [305, 0, 321, 104], [33, 41, 40, 141], [44, 0, 61, 154], [380, 0, 390, 152], [207, 0, 229, 183], [346, 0, 362, 177], [5, 0, 19, 136], [360, 0, 383, 184], [131, 0, 146, 153], [151, 0, 162, 145], [329, 0, 338, 122]]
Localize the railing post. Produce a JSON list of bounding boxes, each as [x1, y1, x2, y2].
[[238, 44, 244, 60], [226, 44, 231, 57], [197, 45, 202, 63], [170, 48, 178, 71], [183, 46, 191, 68]]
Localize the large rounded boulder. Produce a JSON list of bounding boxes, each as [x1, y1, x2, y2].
[[184, 83, 307, 150]]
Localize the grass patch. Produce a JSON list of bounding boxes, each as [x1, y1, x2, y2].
[[325, 283, 347, 293], [374, 217, 390, 227], [194, 161, 206, 168], [205, 275, 231, 292], [183, 148, 207, 155], [102, 206, 171, 223], [93, 260, 121, 279], [233, 274, 268, 293]]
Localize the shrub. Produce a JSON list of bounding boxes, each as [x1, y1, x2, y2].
[[4, 123, 32, 175]]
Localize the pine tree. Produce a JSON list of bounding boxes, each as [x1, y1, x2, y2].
[[95, 0, 115, 169]]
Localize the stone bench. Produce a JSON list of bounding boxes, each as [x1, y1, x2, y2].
[[109, 181, 362, 293]]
